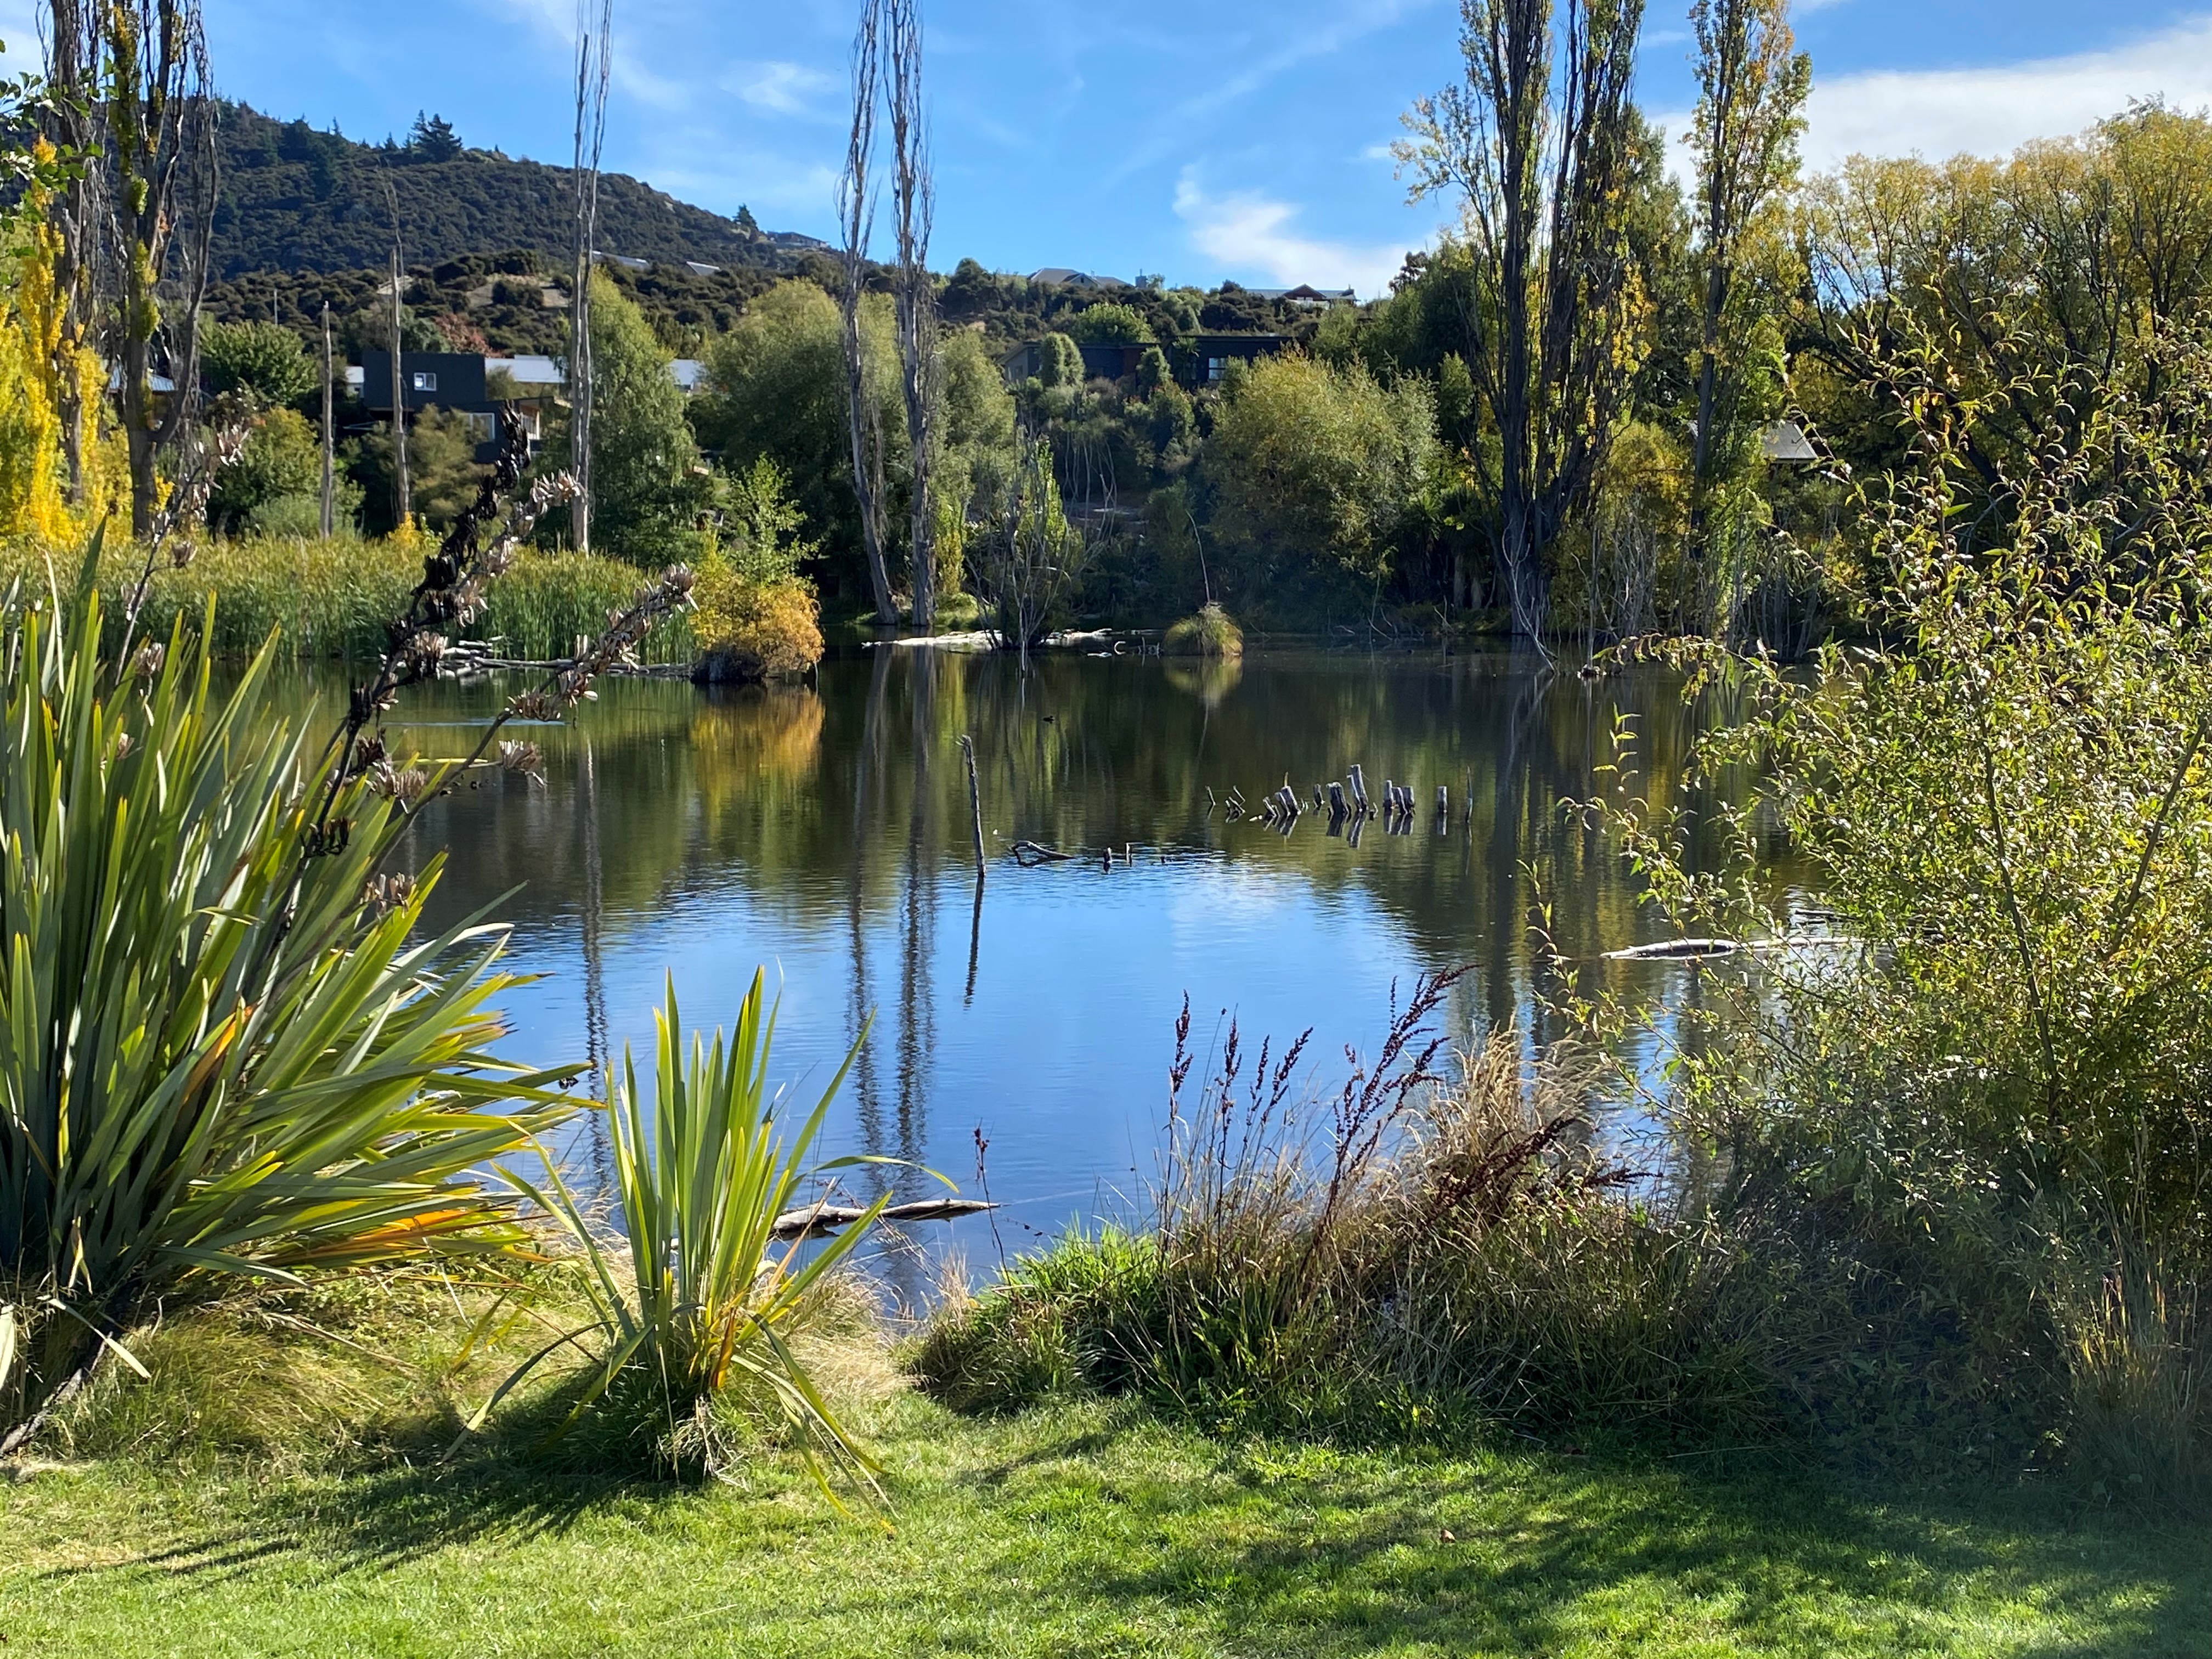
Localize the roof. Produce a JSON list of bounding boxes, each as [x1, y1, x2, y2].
[[1246, 285, 1356, 303], [684, 261, 723, 277], [486, 354, 564, 386], [590, 250, 651, 272], [1759, 420, 1819, 462], [1029, 268, 1128, 289], [766, 230, 830, 250]]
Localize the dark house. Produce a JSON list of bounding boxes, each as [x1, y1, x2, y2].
[[1079, 342, 1149, 381], [998, 339, 1150, 385], [1003, 336, 1285, 390], [359, 352, 509, 460], [1182, 334, 1290, 388]]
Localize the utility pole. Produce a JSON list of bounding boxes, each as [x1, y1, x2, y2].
[[320, 302, 335, 539]]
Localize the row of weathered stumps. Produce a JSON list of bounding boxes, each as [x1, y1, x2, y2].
[[1210, 762, 1455, 842]]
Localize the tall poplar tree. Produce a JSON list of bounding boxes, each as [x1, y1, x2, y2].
[[1688, 0, 1809, 527], [1400, 0, 1648, 639]]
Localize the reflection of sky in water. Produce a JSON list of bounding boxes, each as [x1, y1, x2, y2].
[[264, 646, 1769, 1278]]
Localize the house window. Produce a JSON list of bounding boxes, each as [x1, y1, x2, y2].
[[411, 370, 438, 393], [1206, 356, 1229, 383]]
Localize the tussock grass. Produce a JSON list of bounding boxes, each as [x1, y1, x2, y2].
[[913, 981, 1780, 1445], [1162, 600, 1243, 657]]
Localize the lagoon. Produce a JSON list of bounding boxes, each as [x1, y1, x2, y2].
[[288, 645, 1735, 1276]]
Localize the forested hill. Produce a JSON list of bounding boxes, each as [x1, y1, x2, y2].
[[210, 103, 815, 279]]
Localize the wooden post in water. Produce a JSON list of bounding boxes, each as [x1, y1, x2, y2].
[[1348, 764, 1369, 816], [960, 734, 985, 881], [1436, 784, 1449, 833]]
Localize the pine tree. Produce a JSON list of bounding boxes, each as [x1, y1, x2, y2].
[[408, 112, 462, 162]]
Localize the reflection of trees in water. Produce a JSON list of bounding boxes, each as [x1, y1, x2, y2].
[[276, 648, 1762, 1197], [579, 737, 611, 1186]]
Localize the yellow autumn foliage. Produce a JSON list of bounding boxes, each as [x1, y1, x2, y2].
[[0, 150, 129, 545], [690, 566, 824, 682]]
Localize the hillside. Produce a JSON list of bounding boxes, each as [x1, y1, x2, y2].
[[205, 249, 797, 360], [200, 104, 1327, 363], [211, 103, 822, 280]]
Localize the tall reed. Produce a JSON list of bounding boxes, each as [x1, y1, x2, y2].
[[0, 535, 697, 663]]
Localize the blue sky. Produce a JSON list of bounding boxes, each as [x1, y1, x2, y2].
[[4, 1, 2209, 295]]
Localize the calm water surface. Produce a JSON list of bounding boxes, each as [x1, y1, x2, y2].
[[274, 646, 1739, 1271]]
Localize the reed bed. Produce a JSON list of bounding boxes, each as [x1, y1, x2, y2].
[[0, 534, 698, 664], [912, 973, 1778, 1445]]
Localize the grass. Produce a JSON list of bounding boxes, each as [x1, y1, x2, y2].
[[2, 1280, 2207, 1657], [6, 1388, 2208, 1655], [0, 533, 698, 663]]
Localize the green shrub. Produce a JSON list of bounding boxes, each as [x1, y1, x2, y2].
[[1592, 321, 2212, 1506]]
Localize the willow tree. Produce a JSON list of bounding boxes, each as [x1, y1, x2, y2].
[[1399, 0, 1646, 637], [46, 0, 217, 537], [1687, 0, 1809, 524]]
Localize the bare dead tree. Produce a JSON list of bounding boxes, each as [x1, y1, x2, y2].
[[320, 301, 335, 536], [839, 0, 899, 627], [972, 432, 1088, 665], [885, 0, 937, 628], [49, 0, 220, 537], [381, 171, 410, 529], [569, 0, 613, 553]]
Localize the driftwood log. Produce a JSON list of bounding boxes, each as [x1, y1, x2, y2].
[[771, 1197, 1000, 1240], [1602, 938, 1741, 961]]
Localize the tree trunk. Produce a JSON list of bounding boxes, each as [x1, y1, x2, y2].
[[320, 303, 335, 537], [389, 242, 410, 531]]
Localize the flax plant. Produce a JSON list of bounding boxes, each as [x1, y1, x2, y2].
[[494, 974, 892, 1492], [0, 568, 577, 1447]]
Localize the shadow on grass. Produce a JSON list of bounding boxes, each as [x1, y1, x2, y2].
[[1034, 1444, 2206, 1656], [31, 1403, 2207, 1656]]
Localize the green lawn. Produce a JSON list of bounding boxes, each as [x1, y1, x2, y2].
[[4, 1391, 2204, 1658]]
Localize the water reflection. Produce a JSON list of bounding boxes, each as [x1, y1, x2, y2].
[[264, 646, 1748, 1247]]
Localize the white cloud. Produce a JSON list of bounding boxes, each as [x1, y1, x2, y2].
[[1173, 171, 1414, 299], [723, 59, 838, 119], [1657, 14, 2212, 183], [1802, 15, 2212, 169]]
